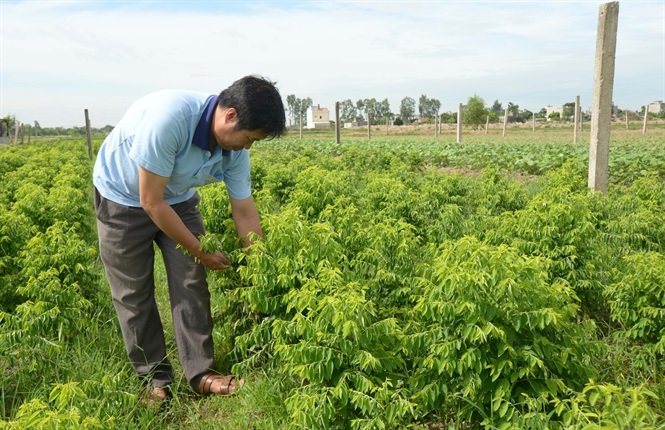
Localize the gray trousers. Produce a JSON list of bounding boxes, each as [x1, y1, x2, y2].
[[94, 189, 214, 389]]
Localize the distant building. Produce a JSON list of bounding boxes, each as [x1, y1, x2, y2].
[[306, 104, 330, 129], [648, 100, 664, 114], [544, 104, 563, 119]]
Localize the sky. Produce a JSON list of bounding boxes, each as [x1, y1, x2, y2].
[[1, 0, 664, 127]]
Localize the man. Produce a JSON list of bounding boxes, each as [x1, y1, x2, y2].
[[93, 75, 286, 404]]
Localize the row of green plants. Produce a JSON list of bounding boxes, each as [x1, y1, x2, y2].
[[279, 133, 665, 181], [199, 138, 664, 429], [1, 135, 663, 428], [0, 141, 125, 429]]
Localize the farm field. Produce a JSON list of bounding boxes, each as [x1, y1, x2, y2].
[[1, 128, 664, 429]]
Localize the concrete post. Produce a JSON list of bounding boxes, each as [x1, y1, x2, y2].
[[642, 105, 649, 134], [335, 101, 340, 144], [502, 108, 508, 137], [13, 122, 19, 144], [485, 115, 489, 135], [85, 109, 93, 160], [574, 95, 580, 144], [588, 1, 619, 193], [456, 103, 463, 143], [367, 113, 371, 140], [532, 113, 536, 132], [625, 111, 628, 129]]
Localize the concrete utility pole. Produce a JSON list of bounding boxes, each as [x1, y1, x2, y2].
[[574, 95, 580, 144], [299, 114, 303, 140], [85, 109, 93, 160], [588, 1, 619, 193], [532, 113, 536, 132], [367, 113, 371, 140], [456, 103, 463, 143], [335, 101, 340, 144], [13, 122, 19, 144], [625, 111, 629, 129], [485, 115, 489, 135], [642, 105, 649, 134], [502, 108, 508, 137]]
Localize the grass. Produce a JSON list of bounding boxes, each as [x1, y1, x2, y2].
[[147, 248, 288, 429]]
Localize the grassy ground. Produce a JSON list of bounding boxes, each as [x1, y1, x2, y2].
[[148, 249, 288, 429]]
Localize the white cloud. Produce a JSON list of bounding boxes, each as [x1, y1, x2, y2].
[[1, 0, 663, 126]]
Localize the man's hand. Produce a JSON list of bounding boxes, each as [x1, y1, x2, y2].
[[197, 250, 232, 270]]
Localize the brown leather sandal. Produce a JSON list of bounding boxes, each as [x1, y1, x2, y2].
[[139, 386, 170, 407], [196, 373, 244, 396]]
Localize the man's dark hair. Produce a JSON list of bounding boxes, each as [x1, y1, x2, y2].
[[217, 75, 286, 139]]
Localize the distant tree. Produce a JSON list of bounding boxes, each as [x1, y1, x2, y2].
[[430, 98, 441, 119], [400, 97, 416, 123], [536, 108, 547, 119], [299, 97, 312, 126], [1, 115, 15, 136], [490, 99, 503, 114], [286, 95, 312, 127], [521, 110, 533, 120], [339, 99, 356, 124], [440, 112, 456, 124], [465, 95, 488, 129], [356, 99, 366, 122], [375, 98, 392, 123], [507, 102, 519, 118], [365, 98, 378, 124], [32, 120, 42, 136], [418, 95, 441, 120], [548, 112, 561, 121], [393, 117, 404, 126], [562, 102, 576, 121], [286, 95, 298, 126]]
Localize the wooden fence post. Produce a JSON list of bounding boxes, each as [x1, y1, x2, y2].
[[588, 1, 619, 193]]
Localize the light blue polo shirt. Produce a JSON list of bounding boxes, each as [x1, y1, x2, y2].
[[93, 90, 251, 207]]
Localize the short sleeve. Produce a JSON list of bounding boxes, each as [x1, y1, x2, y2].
[[128, 112, 185, 178], [222, 150, 252, 200]]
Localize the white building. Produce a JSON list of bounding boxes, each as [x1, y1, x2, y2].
[[306, 105, 330, 129], [648, 100, 664, 114], [544, 104, 564, 119]]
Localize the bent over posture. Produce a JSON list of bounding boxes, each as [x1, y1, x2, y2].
[[93, 76, 286, 404]]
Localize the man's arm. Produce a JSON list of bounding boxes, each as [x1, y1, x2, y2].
[[229, 196, 263, 248], [139, 166, 230, 270]]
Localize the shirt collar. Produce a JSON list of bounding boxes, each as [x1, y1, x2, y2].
[[192, 95, 230, 156]]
